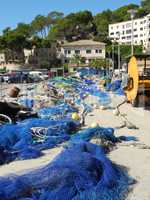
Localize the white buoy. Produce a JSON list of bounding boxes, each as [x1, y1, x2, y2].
[[90, 122, 99, 128], [100, 105, 105, 110]]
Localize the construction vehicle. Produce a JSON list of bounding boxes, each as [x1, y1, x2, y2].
[[124, 54, 150, 106]]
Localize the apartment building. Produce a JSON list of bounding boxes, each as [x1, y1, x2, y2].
[[60, 40, 106, 65], [109, 14, 150, 49], [0, 52, 5, 67]]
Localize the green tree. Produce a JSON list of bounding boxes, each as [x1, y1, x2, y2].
[[31, 15, 47, 38], [15, 23, 32, 38], [94, 10, 112, 42], [31, 12, 64, 39], [45, 11, 64, 34], [70, 54, 85, 66], [106, 44, 143, 62], [48, 11, 95, 41], [141, 0, 150, 14], [112, 4, 139, 22], [90, 58, 109, 69]]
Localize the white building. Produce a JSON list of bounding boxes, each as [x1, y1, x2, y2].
[[0, 52, 5, 67], [109, 14, 150, 49], [60, 40, 106, 65]]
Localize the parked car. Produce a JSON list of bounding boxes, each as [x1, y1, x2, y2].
[[2, 73, 11, 83], [29, 71, 49, 81], [0, 74, 4, 82]]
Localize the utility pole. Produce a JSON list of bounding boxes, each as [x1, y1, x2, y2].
[[112, 42, 115, 72], [128, 9, 137, 56], [116, 32, 121, 77]]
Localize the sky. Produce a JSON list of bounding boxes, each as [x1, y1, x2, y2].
[[0, 0, 141, 34]]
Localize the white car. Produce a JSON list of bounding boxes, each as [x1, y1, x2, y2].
[[29, 71, 49, 81], [2, 75, 10, 82]]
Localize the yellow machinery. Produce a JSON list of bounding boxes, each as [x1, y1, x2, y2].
[[124, 54, 150, 106]]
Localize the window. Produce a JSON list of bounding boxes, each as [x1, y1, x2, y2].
[[64, 50, 71, 54], [95, 49, 102, 54], [126, 23, 131, 28], [134, 35, 138, 38], [135, 22, 137, 25], [140, 27, 143, 31], [140, 34, 143, 37], [126, 29, 132, 34], [75, 50, 80, 54], [86, 49, 91, 54], [127, 36, 131, 40], [110, 32, 114, 35], [140, 40, 143, 45], [122, 37, 126, 39], [122, 31, 125, 35], [134, 28, 137, 31]]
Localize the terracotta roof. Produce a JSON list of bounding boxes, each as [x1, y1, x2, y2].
[[62, 40, 105, 47]]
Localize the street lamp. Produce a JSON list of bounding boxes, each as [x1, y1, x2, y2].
[[128, 9, 137, 56], [107, 36, 115, 73], [112, 41, 115, 72], [112, 34, 121, 77], [116, 32, 121, 77]]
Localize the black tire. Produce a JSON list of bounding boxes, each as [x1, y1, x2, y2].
[[132, 96, 139, 107]]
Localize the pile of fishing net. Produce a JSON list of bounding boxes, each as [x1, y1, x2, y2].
[[70, 127, 117, 144], [77, 67, 99, 76], [0, 118, 79, 165], [106, 80, 124, 96], [50, 77, 82, 89], [48, 76, 112, 108], [0, 116, 129, 166], [0, 142, 131, 200], [38, 104, 77, 120]]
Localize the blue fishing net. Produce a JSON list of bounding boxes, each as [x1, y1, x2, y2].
[[70, 127, 117, 144], [18, 99, 34, 109], [106, 80, 124, 96], [48, 74, 113, 107], [38, 104, 77, 120], [0, 118, 79, 164], [106, 80, 122, 91], [0, 115, 135, 166], [0, 142, 130, 200], [77, 67, 99, 76]]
